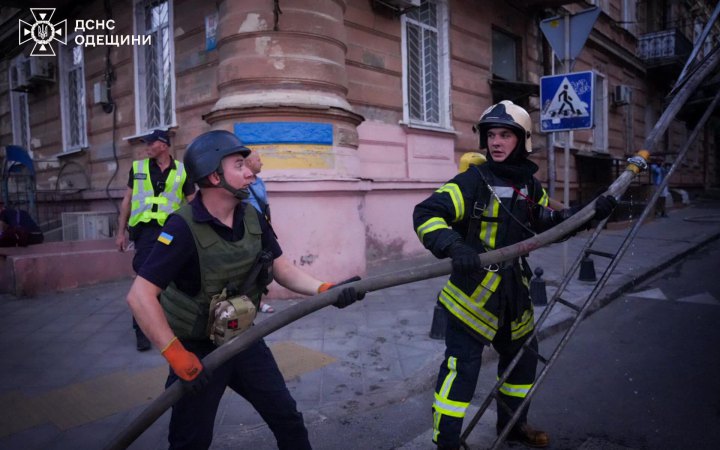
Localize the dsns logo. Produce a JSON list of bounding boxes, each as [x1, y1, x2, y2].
[[18, 8, 67, 56]]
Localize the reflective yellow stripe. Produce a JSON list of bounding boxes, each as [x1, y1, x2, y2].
[[436, 183, 465, 223], [443, 280, 499, 327], [539, 188, 549, 207], [470, 271, 502, 306], [438, 294, 495, 342], [498, 379, 533, 398], [433, 357, 469, 419], [511, 309, 535, 341], [433, 392, 468, 418], [479, 198, 500, 249], [416, 217, 450, 242], [437, 357, 457, 398]]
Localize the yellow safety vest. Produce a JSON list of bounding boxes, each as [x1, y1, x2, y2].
[[128, 159, 187, 227]]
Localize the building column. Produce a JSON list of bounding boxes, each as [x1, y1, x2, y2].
[[204, 0, 366, 296], [203, 0, 363, 177]]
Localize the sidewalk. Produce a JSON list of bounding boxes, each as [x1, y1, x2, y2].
[[0, 200, 718, 450]]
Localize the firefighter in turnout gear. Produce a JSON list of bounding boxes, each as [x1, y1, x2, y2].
[[413, 101, 617, 449], [126, 130, 365, 449]]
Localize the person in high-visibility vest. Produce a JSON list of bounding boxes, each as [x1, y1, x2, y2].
[[413, 101, 617, 449], [116, 129, 196, 351]]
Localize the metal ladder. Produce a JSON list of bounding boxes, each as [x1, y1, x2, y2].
[[459, 90, 720, 450]]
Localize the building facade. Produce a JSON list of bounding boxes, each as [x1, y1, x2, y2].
[[1, 0, 718, 295]]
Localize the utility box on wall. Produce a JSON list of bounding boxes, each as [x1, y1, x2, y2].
[[61, 212, 116, 241]]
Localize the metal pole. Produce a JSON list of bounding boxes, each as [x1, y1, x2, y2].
[[563, 14, 571, 274]]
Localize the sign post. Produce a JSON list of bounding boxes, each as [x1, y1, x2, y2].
[[540, 7, 599, 274]]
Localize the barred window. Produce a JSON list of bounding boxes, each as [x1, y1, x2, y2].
[[402, 0, 450, 128], [8, 57, 30, 150], [133, 0, 175, 133], [59, 38, 88, 151]]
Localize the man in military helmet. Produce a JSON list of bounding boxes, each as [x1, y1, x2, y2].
[[413, 101, 617, 449], [126, 129, 365, 450]]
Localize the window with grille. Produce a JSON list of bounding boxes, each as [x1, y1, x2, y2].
[[8, 56, 30, 150], [622, 0, 637, 34], [59, 37, 88, 151], [402, 0, 450, 128], [133, 0, 175, 134]]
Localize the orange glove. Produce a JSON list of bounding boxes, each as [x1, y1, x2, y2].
[[161, 336, 203, 382], [318, 276, 364, 309]]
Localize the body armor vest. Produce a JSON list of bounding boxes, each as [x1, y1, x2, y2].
[[160, 204, 262, 340]]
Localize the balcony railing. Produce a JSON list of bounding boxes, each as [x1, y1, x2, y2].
[[637, 28, 692, 63]]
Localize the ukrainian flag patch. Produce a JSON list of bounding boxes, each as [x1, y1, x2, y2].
[[157, 232, 174, 245]]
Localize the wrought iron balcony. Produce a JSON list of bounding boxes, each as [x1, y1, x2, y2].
[[637, 28, 693, 67]]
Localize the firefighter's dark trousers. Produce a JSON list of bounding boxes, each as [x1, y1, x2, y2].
[[166, 338, 311, 450], [432, 314, 538, 448]]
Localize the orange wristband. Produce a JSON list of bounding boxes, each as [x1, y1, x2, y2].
[[161, 336, 203, 381], [318, 282, 334, 293]]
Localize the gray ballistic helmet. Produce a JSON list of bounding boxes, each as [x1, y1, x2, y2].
[[184, 130, 251, 184], [474, 100, 533, 154]]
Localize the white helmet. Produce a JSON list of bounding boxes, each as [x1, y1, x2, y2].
[[474, 100, 533, 154]]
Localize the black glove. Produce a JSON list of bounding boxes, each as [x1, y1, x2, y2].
[[593, 195, 617, 221], [180, 367, 212, 395], [447, 241, 481, 276], [321, 276, 365, 309]]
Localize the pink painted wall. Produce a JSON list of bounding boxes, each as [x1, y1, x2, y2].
[[262, 120, 458, 299]]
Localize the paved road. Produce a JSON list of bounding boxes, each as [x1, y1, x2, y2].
[[532, 237, 720, 450], [298, 237, 720, 450]]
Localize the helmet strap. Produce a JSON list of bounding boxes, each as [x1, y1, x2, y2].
[[216, 168, 249, 200]]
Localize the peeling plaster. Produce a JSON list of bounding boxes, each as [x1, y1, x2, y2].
[[240, 13, 268, 33], [255, 36, 285, 70]]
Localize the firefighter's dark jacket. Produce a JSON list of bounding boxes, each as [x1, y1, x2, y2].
[[413, 163, 565, 344]]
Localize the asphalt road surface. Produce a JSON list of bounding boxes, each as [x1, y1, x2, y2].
[[531, 237, 720, 450], [211, 237, 720, 450]]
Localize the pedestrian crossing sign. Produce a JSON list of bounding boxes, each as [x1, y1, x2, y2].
[[540, 71, 594, 132]]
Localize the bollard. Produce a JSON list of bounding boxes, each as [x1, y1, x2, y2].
[[429, 299, 448, 340], [530, 267, 548, 306], [578, 254, 597, 282]]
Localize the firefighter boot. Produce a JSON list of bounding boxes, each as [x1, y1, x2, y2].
[[503, 423, 549, 448]]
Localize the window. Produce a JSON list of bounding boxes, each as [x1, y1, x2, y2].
[[8, 56, 30, 150], [622, 0, 637, 34], [492, 29, 519, 81], [59, 36, 88, 151], [402, 0, 451, 128], [133, 0, 175, 134]]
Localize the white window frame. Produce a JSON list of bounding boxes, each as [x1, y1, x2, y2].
[[592, 71, 608, 152], [401, 0, 452, 130], [133, 0, 176, 135], [8, 56, 31, 150], [59, 33, 88, 152], [622, 0, 637, 34]]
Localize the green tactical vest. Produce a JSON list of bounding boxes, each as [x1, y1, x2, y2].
[[129, 159, 187, 227], [160, 204, 263, 340]]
